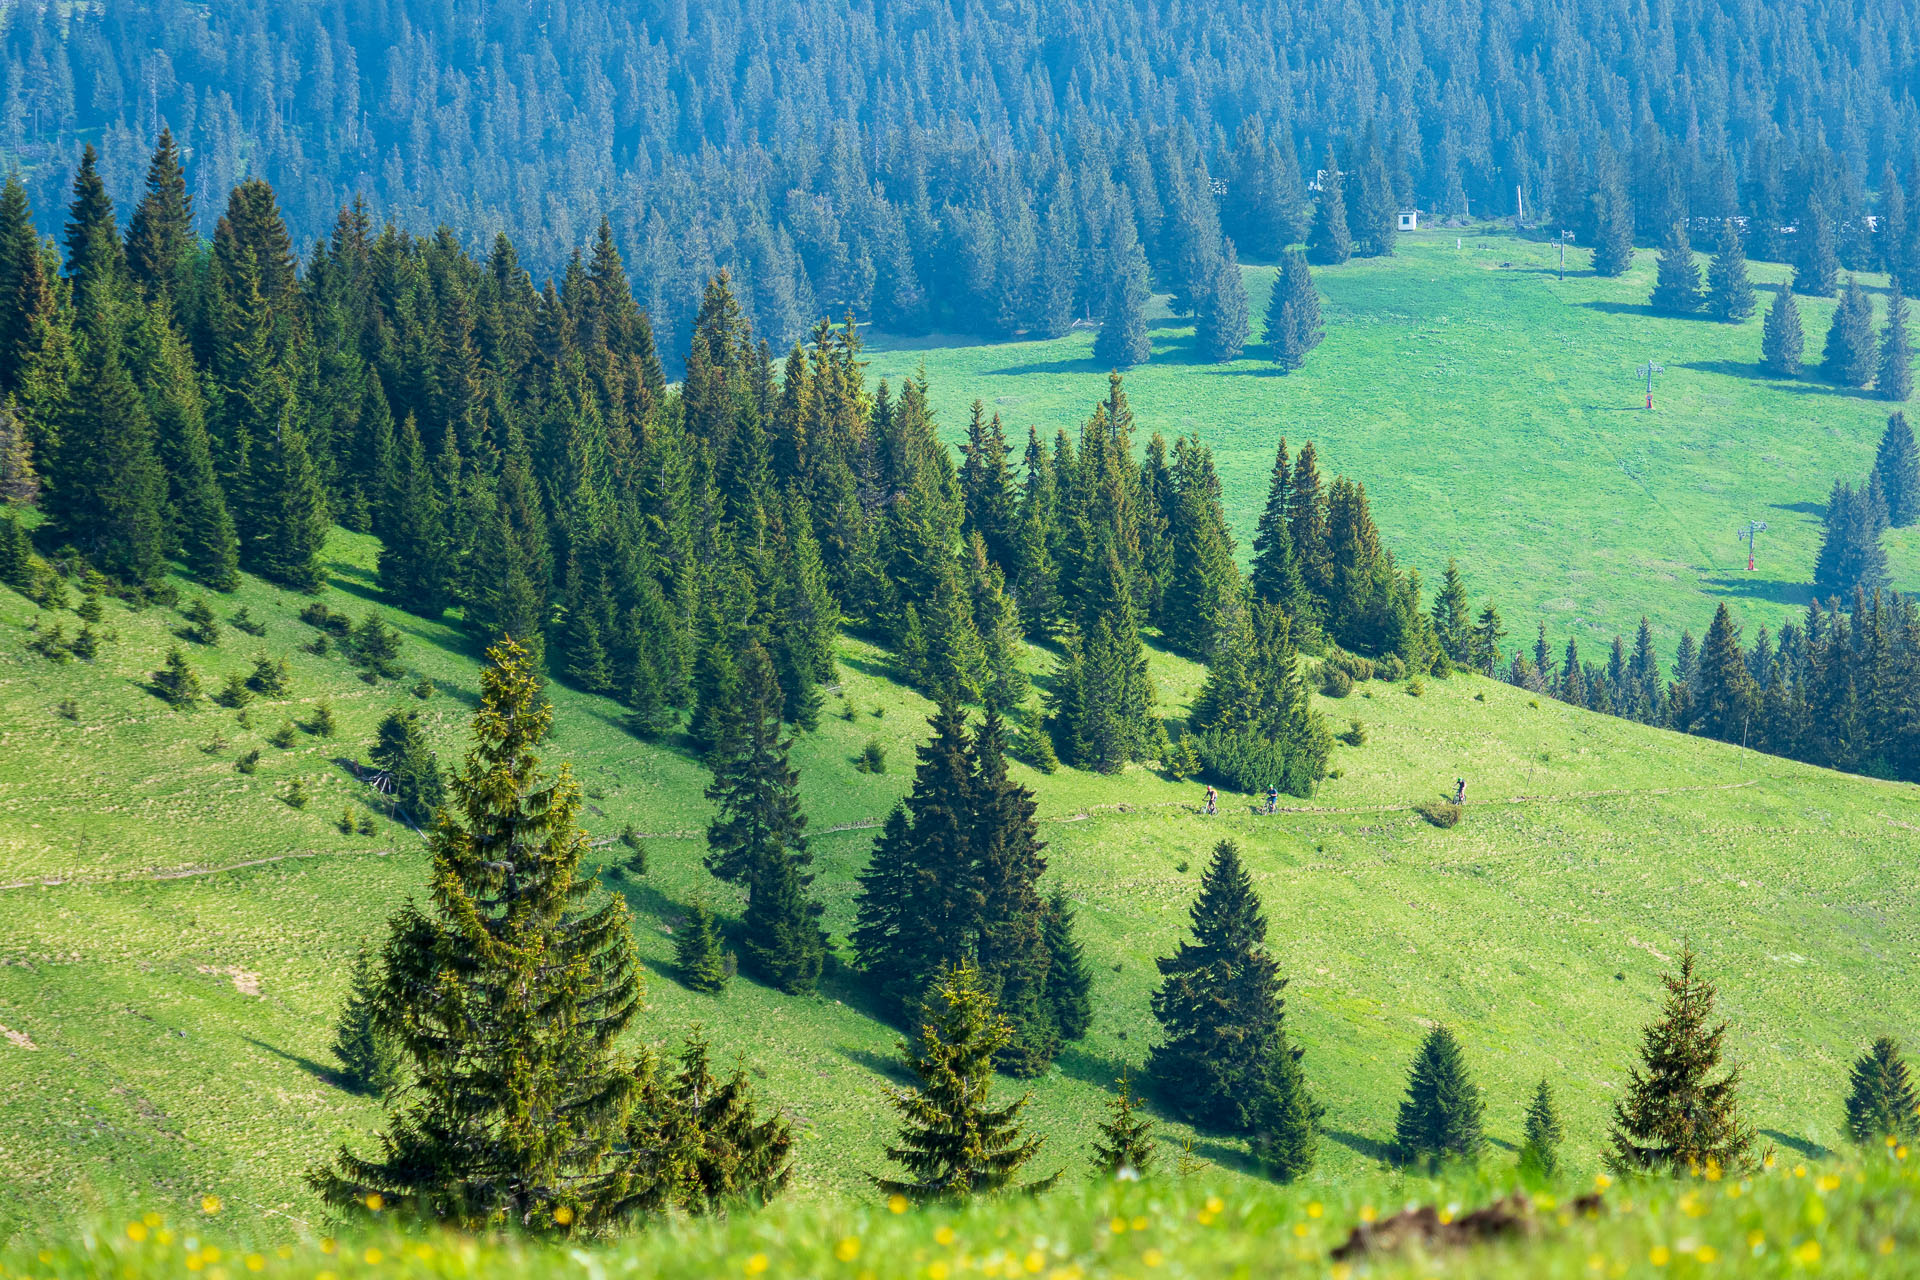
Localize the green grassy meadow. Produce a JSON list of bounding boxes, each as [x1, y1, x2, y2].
[[872, 231, 1918, 651], [3, 532, 1918, 1242]]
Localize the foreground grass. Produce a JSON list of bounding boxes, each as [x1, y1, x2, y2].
[[4, 531, 1920, 1236], [875, 229, 1918, 647], [14, 1155, 1920, 1280]]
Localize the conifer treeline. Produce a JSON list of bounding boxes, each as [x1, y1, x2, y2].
[[4, 140, 1449, 801], [1510, 413, 1919, 783], [11, 0, 1920, 363]]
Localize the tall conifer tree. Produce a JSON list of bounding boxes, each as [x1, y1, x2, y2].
[[311, 639, 653, 1231], [1873, 412, 1919, 527], [1307, 148, 1352, 266], [1843, 1037, 1919, 1145], [1881, 280, 1912, 402], [1762, 287, 1804, 375], [1706, 220, 1756, 322], [1149, 841, 1314, 1135], [875, 962, 1056, 1201], [1393, 1025, 1485, 1168], [1608, 947, 1754, 1175]]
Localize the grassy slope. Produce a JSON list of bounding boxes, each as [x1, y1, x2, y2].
[[872, 230, 1918, 650], [15, 1158, 1920, 1279], [2, 532, 1918, 1240]]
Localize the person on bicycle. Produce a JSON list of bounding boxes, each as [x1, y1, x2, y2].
[[1266, 784, 1279, 815], [1453, 777, 1466, 805], [1204, 785, 1217, 815]]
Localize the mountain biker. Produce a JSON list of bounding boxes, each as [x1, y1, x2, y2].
[[1266, 784, 1279, 815], [1204, 785, 1217, 816]]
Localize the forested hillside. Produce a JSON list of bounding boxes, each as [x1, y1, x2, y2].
[[6, 0, 1920, 357]]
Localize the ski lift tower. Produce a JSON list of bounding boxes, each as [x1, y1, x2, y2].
[[1738, 520, 1768, 571], [1636, 359, 1665, 410]]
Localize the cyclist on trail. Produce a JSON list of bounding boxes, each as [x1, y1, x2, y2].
[[1453, 777, 1466, 805], [1204, 785, 1218, 816], [1266, 784, 1279, 815]]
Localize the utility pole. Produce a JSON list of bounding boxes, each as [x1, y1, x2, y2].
[[1636, 359, 1665, 409], [1738, 520, 1768, 571]]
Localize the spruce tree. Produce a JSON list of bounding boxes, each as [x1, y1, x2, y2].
[[1392, 1025, 1485, 1168], [1649, 222, 1702, 313], [369, 708, 444, 825], [1794, 200, 1839, 297], [1307, 148, 1352, 266], [1469, 600, 1507, 677], [1824, 278, 1878, 388], [1090, 1074, 1156, 1177], [704, 641, 824, 993], [1194, 239, 1250, 362], [379, 415, 451, 615], [310, 639, 653, 1231], [1706, 220, 1756, 322], [1251, 1034, 1320, 1182], [674, 900, 730, 994], [970, 711, 1057, 1076], [152, 646, 201, 707], [1590, 155, 1635, 277], [1843, 1037, 1919, 1145], [1880, 281, 1912, 402], [1429, 559, 1472, 664], [46, 318, 169, 584], [141, 306, 239, 590], [1607, 947, 1754, 1175], [124, 130, 195, 301], [1761, 287, 1804, 376], [1691, 603, 1754, 742], [626, 1032, 794, 1213], [1518, 1077, 1565, 1178], [1094, 216, 1151, 370], [1814, 479, 1890, 599], [1873, 412, 1919, 527], [1043, 889, 1093, 1042], [1160, 435, 1241, 657], [1248, 440, 1312, 618], [1149, 840, 1313, 1134], [875, 961, 1057, 1202], [331, 946, 405, 1097], [1265, 250, 1324, 372]]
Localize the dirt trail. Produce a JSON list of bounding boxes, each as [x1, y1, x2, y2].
[[0, 776, 1788, 893]]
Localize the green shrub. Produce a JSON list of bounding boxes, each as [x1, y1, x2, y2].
[[268, 720, 298, 749], [855, 739, 887, 773], [235, 749, 260, 774], [246, 655, 292, 698], [1340, 718, 1367, 746], [1406, 678, 1425, 697], [1194, 726, 1326, 797], [1320, 666, 1353, 697], [1415, 799, 1462, 828]]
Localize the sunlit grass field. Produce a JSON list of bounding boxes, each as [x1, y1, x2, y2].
[[3, 531, 1918, 1243], [873, 231, 1918, 650]]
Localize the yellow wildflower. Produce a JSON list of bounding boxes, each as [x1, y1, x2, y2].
[[835, 1238, 861, 1263], [889, 1196, 910, 1215], [1141, 1250, 1163, 1269], [935, 1226, 955, 1246], [927, 1263, 949, 1280], [1306, 1202, 1322, 1219], [1108, 1218, 1127, 1235], [1792, 1241, 1820, 1265], [361, 1249, 382, 1266], [245, 1255, 265, 1272], [201, 1196, 222, 1215], [744, 1254, 769, 1276], [554, 1206, 574, 1226], [126, 1224, 149, 1244], [1130, 1217, 1147, 1233]]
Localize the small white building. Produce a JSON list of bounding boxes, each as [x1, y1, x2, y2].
[[1398, 209, 1419, 231]]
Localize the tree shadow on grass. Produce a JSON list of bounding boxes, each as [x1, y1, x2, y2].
[[1679, 359, 1777, 382], [1700, 575, 1813, 608], [1760, 1129, 1832, 1161], [838, 647, 908, 686], [833, 1043, 917, 1087], [1769, 500, 1826, 517], [243, 1035, 342, 1090], [1323, 1127, 1394, 1162], [1190, 1137, 1264, 1176], [1580, 300, 1663, 318], [1051, 1042, 1143, 1092], [1775, 380, 1873, 399]]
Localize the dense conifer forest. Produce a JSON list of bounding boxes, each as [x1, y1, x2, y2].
[[7, 0, 1920, 359]]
